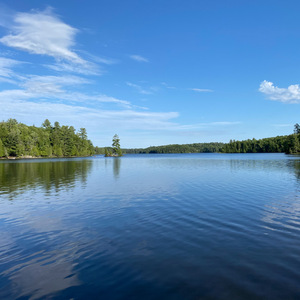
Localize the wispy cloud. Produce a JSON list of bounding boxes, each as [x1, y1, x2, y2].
[[190, 88, 213, 92], [45, 61, 100, 75], [0, 8, 98, 74], [0, 73, 146, 109], [78, 51, 117, 65], [0, 94, 179, 133], [161, 82, 176, 89], [129, 55, 149, 63], [126, 82, 153, 95], [0, 57, 24, 83], [259, 80, 300, 103], [175, 121, 240, 130], [0, 8, 80, 61]]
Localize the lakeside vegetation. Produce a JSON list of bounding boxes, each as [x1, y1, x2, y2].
[[122, 142, 225, 154], [0, 119, 94, 158], [99, 126, 300, 155], [104, 134, 123, 157], [1, 119, 299, 158], [222, 124, 300, 154]]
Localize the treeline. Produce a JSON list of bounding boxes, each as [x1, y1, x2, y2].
[[123, 143, 225, 154], [122, 125, 300, 155], [122, 135, 300, 155], [0, 119, 94, 158], [221, 134, 300, 154]]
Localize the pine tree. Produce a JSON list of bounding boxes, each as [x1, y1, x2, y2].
[[112, 134, 122, 156]]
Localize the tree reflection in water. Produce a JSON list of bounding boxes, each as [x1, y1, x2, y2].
[[0, 159, 93, 197]]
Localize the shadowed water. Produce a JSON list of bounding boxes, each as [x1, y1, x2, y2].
[[0, 153, 300, 299]]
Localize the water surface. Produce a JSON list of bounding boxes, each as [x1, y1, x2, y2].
[[1, 153, 300, 299]]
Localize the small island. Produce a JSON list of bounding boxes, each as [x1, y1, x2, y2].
[[104, 134, 123, 157]]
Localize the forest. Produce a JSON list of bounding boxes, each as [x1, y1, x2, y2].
[[1, 119, 300, 158], [0, 119, 94, 158], [122, 142, 225, 154], [122, 124, 300, 154], [221, 124, 300, 154]]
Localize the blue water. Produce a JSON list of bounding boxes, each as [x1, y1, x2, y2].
[[0, 153, 300, 299]]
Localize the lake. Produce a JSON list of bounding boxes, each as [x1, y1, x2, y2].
[[1, 153, 300, 299]]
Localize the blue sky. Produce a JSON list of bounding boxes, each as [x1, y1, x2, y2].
[[0, 0, 300, 147]]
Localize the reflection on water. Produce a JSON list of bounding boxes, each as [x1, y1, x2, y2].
[[0, 159, 93, 197], [291, 159, 300, 181], [113, 157, 121, 178], [1, 154, 300, 299]]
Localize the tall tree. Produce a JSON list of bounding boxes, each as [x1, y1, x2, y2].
[[294, 123, 300, 134], [112, 134, 122, 156], [42, 119, 52, 130]]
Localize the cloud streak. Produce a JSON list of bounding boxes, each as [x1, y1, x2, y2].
[[126, 82, 153, 95], [190, 88, 213, 92], [129, 55, 149, 63], [259, 80, 300, 103], [0, 57, 24, 83]]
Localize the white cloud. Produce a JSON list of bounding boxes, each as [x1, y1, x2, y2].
[[175, 121, 240, 130], [129, 55, 149, 63], [190, 88, 213, 92], [161, 82, 176, 89], [0, 9, 82, 61], [259, 80, 300, 103], [0, 57, 25, 83], [126, 82, 153, 95], [0, 8, 100, 75], [0, 70, 152, 113], [78, 51, 117, 65], [0, 95, 179, 133], [0, 79, 142, 109], [45, 61, 100, 75]]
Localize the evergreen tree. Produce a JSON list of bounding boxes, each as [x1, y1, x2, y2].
[[112, 134, 122, 156], [294, 123, 300, 134], [104, 148, 111, 157], [0, 138, 5, 157], [0, 119, 95, 158]]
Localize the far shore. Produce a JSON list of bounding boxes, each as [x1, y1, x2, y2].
[[0, 155, 98, 160]]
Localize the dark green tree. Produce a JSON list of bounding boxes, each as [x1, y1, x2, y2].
[[0, 119, 95, 158], [112, 134, 122, 156], [42, 119, 52, 130], [0, 138, 6, 157]]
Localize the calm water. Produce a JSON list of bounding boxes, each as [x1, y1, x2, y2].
[[1, 153, 300, 299]]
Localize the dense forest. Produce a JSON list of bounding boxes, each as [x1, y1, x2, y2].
[[0, 119, 94, 158], [221, 134, 300, 154], [1, 118, 299, 158], [122, 125, 300, 155], [122, 143, 225, 154], [221, 124, 300, 154]]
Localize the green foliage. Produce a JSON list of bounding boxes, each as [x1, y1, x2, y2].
[[123, 142, 224, 154], [0, 138, 6, 157], [104, 147, 112, 157], [94, 146, 106, 154], [112, 134, 122, 156], [221, 134, 300, 154], [294, 123, 300, 134], [0, 119, 95, 158]]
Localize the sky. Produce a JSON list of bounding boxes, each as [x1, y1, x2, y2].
[[0, 0, 300, 148]]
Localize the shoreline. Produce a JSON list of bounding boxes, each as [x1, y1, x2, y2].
[[0, 155, 97, 160]]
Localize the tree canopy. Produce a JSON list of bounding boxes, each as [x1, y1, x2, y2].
[[0, 119, 94, 158], [104, 134, 122, 157]]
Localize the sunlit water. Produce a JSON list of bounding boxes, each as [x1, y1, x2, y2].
[[1, 153, 300, 299]]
